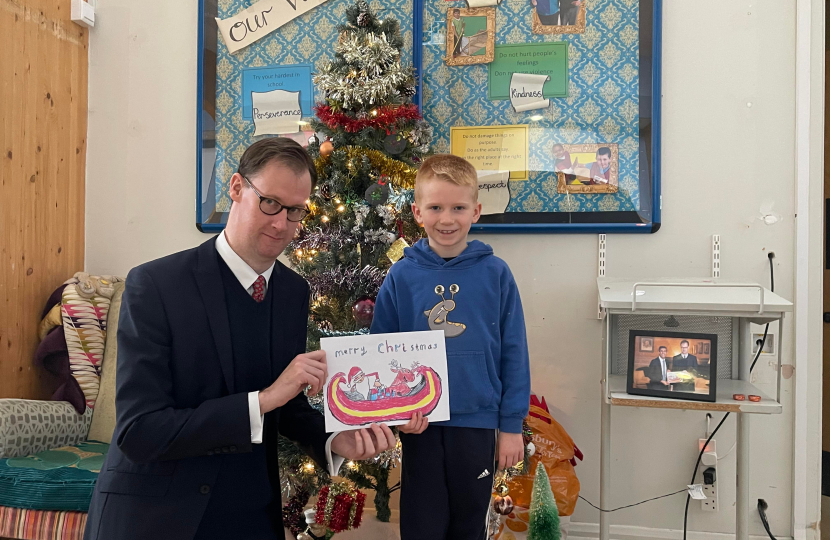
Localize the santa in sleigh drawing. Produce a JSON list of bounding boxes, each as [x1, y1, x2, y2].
[[328, 360, 443, 426]]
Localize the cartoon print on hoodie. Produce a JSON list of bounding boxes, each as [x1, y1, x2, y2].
[[424, 284, 466, 337]]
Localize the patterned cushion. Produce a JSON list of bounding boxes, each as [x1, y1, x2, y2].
[[61, 273, 124, 413], [0, 441, 109, 512], [0, 400, 91, 460], [86, 283, 124, 444], [0, 505, 87, 540]]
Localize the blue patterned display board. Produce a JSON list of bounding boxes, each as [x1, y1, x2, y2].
[[197, 0, 414, 231], [197, 0, 659, 232], [416, 0, 660, 232]]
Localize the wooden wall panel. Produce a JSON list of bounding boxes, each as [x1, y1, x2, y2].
[[0, 0, 87, 399]]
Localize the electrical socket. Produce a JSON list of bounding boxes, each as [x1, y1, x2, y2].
[[698, 438, 718, 512]]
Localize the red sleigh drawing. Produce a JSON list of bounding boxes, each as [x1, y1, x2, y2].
[[327, 361, 443, 426]]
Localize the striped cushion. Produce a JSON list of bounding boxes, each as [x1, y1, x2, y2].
[[0, 506, 86, 540]]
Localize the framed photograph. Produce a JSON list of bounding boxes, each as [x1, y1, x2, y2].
[[627, 330, 718, 403], [555, 143, 619, 194], [445, 7, 496, 66], [531, 0, 587, 35], [639, 337, 653, 352]]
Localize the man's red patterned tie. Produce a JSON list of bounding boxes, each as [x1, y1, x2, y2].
[[252, 275, 266, 303]]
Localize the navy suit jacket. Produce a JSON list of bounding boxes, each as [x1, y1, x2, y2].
[[84, 238, 328, 540], [645, 357, 669, 390]]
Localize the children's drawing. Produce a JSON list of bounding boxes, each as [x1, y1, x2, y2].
[[424, 284, 466, 337], [321, 331, 451, 432]]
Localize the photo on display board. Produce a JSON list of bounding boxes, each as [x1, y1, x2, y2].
[[445, 7, 496, 65], [554, 143, 619, 194], [531, 0, 587, 35], [627, 330, 718, 403]]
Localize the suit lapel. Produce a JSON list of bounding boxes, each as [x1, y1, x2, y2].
[[194, 238, 236, 394]]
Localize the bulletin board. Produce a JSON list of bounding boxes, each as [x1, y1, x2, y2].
[[197, 0, 660, 233], [416, 0, 661, 232], [196, 0, 415, 231]]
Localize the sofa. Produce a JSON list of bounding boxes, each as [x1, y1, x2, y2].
[[0, 274, 124, 540]]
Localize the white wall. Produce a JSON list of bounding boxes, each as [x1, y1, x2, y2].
[[86, 0, 810, 537]]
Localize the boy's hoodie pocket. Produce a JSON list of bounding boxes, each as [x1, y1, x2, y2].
[[447, 350, 496, 414]]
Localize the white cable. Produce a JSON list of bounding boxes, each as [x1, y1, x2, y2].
[[718, 441, 737, 461]]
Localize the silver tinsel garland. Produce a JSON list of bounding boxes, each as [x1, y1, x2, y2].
[[374, 204, 397, 225], [307, 264, 386, 299], [487, 506, 502, 540], [314, 64, 410, 108], [338, 32, 399, 75]]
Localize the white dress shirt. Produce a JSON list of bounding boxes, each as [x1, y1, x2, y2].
[[215, 231, 343, 476], [659, 357, 667, 381]]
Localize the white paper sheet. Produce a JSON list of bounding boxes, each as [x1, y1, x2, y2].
[[466, 0, 501, 6], [321, 331, 450, 432], [251, 90, 302, 136], [687, 484, 707, 500], [476, 170, 510, 215], [509, 72, 551, 113], [215, 0, 331, 54]]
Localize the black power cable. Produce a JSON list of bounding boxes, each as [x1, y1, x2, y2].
[[757, 499, 778, 539], [682, 252, 775, 540], [579, 489, 687, 513], [750, 253, 775, 372]]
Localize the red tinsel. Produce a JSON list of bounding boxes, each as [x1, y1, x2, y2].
[[315, 104, 421, 133], [353, 491, 367, 528], [330, 493, 353, 532], [314, 483, 367, 533]]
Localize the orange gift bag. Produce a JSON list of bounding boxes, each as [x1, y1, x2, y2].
[[506, 394, 582, 516]]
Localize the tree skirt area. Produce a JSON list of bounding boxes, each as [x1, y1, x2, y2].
[[284, 508, 400, 540], [284, 508, 571, 539]]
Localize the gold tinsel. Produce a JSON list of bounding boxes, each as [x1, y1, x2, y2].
[[386, 237, 409, 264], [316, 146, 417, 189]]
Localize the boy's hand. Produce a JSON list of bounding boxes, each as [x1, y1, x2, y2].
[[398, 411, 429, 434], [497, 432, 525, 471]]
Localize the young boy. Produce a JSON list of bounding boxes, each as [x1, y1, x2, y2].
[[371, 155, 531, 540]]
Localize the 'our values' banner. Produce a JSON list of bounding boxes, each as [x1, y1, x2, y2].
[[216, 0, 331, 54]]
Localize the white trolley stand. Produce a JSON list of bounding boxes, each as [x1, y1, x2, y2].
[[596, 279, 792, 540]]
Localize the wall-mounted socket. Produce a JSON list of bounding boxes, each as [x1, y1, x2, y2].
[[699, 438, 718, 512]]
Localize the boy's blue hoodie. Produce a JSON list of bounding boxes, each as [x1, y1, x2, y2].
[[370, 239, 530, 433]]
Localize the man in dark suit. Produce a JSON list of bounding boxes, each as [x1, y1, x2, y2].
[[84, 138, 397, 540], [560, 0, 581, 25], [645, 346, 670, 390], [671, 340, 699, 392]]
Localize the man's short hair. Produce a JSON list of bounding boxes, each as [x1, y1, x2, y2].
[[680, 340, 690, 347], [415, 154, 478, 202], [237, 137, 317, 189], [453, 8, 461, 15], [659, 346, 668, 351], [597, 146, 612, 158]]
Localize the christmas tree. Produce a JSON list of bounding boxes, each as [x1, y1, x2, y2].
[[278, 0, 432, 526], [528, 463, 561, 540]]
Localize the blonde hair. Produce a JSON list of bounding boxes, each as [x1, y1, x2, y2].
[[414, 154, 478, 202]]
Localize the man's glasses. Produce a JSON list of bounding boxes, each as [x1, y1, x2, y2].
[[243, 176, 310, 222]]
